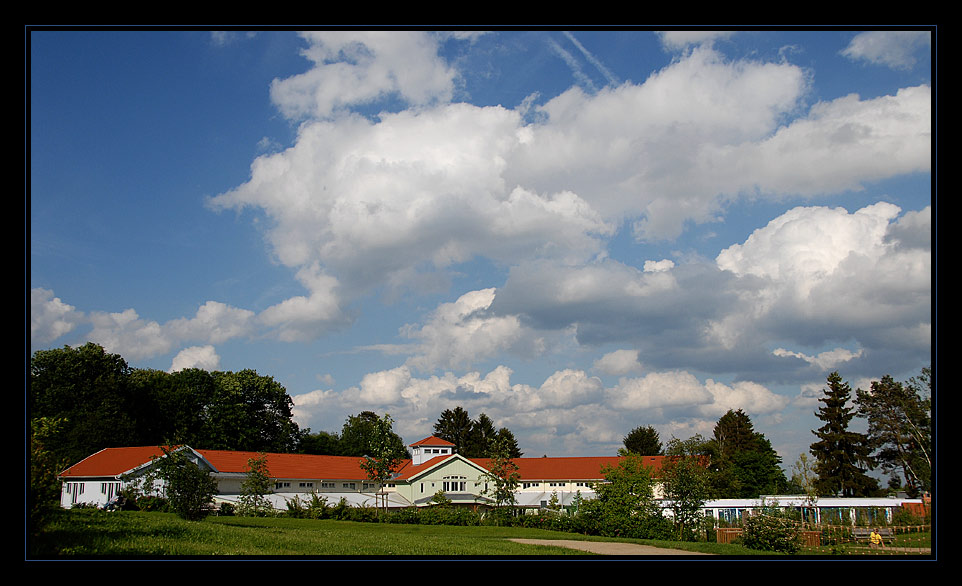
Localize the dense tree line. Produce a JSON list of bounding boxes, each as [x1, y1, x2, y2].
[[624, 409, 788, 500], [30, 343, 301, 468]]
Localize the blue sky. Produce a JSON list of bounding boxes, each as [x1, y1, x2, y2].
[[29, 29, 933, 472]]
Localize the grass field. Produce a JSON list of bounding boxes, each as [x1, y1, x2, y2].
[[31, 510, 754, 558], [29, 510, 933, 558]]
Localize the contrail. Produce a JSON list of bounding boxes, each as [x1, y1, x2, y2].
[[563, 31, 620, 87]]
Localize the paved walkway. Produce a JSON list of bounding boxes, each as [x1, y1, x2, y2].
[[509, 538, 712, 556]]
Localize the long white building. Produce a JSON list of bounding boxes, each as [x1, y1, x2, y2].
[[59, 436, 925, 523]]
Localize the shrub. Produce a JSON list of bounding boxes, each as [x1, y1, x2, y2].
[[135, 495, 169, 512], [741, 511, 801, 553], [157, 449, 218, 521]]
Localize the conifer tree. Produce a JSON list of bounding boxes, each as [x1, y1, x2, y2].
[[810, 372, 877, 497]]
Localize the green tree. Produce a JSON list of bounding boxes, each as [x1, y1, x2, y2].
[[435, 408, 523, 458], [238, 453, 274, 517], [433, 406, 474, 454], [464, 412, 497, 458], [855, 368, 931, 496], [30, 343, 141, 466], [622, 425, 663, 455], [706, 410, 787, 498], [493, 426, 523, 458], [659, 452, 712, 540], [157, 447, 218, 521], [810, 372, 877, 497], [154, 367, 215, 446], [339, 411, 408, 459], [358, 413, 404, 515], [581, 451, 662, 538], [480, 435, 521, 523], [28, 417, 69, 541], [298, 428, 342, 455], [789, 453, 819, 507], [203, 370, 300, 453]]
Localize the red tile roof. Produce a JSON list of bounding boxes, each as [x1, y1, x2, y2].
[[470, 455, 667, 480], [409, 436, 454, 447], [59, 446, 172, 477], [58, 441, 669, 483], [391, 454, 471, 480], [197, 449, 368, 479]]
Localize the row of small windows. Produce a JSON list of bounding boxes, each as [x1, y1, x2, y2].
[[271, 481, 388, 491], [522, 481, 593, 489]]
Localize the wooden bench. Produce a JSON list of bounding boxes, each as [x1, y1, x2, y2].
[[852, 527, 894, 544]]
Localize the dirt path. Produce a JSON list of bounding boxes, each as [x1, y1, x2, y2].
[[509, 538, 712, 556]]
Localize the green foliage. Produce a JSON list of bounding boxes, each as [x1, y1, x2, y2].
[[297, 429, 341, 455], [480, 435, 522, 519], [238, 454, 274, 517], [29, 417, 69, 537], [434, 407, 522, 458], [741, 509, 801, 554], [157, 447, 218, 521], [855, 367, 931, 496], [204, 369, 300, 453], [30, 343, 139, 466], [811, 372, 878, 497], [707, 409, 788, 498], [660, 455, 712, 541], [357, 413, 404, 515], [30, 344, 303, 461], [339, 411, 408, 459], [622, 425, 662, 455], [579, 452, 669, 539]]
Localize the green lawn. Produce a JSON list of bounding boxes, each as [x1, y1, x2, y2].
[[30, 510, 746, 557], [33, 510, 929, 558]]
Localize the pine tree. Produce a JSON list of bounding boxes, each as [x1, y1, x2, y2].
[[810, 372, 877, 497]]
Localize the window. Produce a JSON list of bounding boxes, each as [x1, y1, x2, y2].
[[342, 482, 356, 490], [320, 482, 335, 489], [299, 482, 314, 488], [67, 482, 85, 504], [442, 475, 466, 492], [275, 481, 291, 490], [101, 481, 121, 499]]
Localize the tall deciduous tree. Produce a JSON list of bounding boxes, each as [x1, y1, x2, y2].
[[238, 453, 274, 517], [660, 447, 711, 540], [855, 367, 931, 496], [810, 372, 877, 497], [622, 425, 663, 456], [204, 370, 300, 453], [339, 411, 408, 459], [30, 343, 140, 466], [358, 413, 404, 515], [480, 434, 521, 522], [297, 429, 342, 455]]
